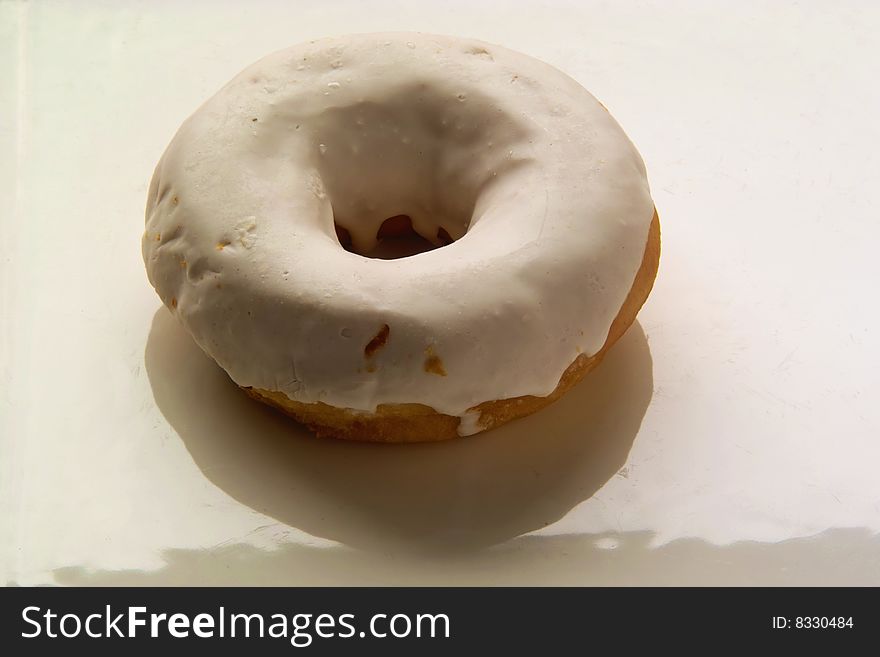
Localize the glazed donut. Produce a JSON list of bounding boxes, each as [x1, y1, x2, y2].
[[143, 33, 659, 442]]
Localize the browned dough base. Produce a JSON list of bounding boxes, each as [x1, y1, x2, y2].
[[244, 210, 661, 442]]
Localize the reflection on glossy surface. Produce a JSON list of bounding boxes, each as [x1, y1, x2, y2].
[[143, 307, 652, 553], [54, 528, 880, 586]]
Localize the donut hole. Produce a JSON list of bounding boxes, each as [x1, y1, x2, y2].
[[336, 215, 447, 260], [313, 83, 531, 259]]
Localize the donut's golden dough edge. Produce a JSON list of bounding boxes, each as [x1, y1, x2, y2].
[[244, 209, 661, 443]]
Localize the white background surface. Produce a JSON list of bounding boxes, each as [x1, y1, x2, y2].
[[2, 0, 879, 585]]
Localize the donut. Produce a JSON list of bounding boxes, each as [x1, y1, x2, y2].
[[143, 33, 660, 442]]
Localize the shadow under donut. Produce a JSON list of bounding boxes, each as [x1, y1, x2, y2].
[[144, 307, 654, 553]]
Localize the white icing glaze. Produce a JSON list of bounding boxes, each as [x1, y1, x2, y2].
[[142, 33, 654, 430], [456, 409, 485, 437]]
